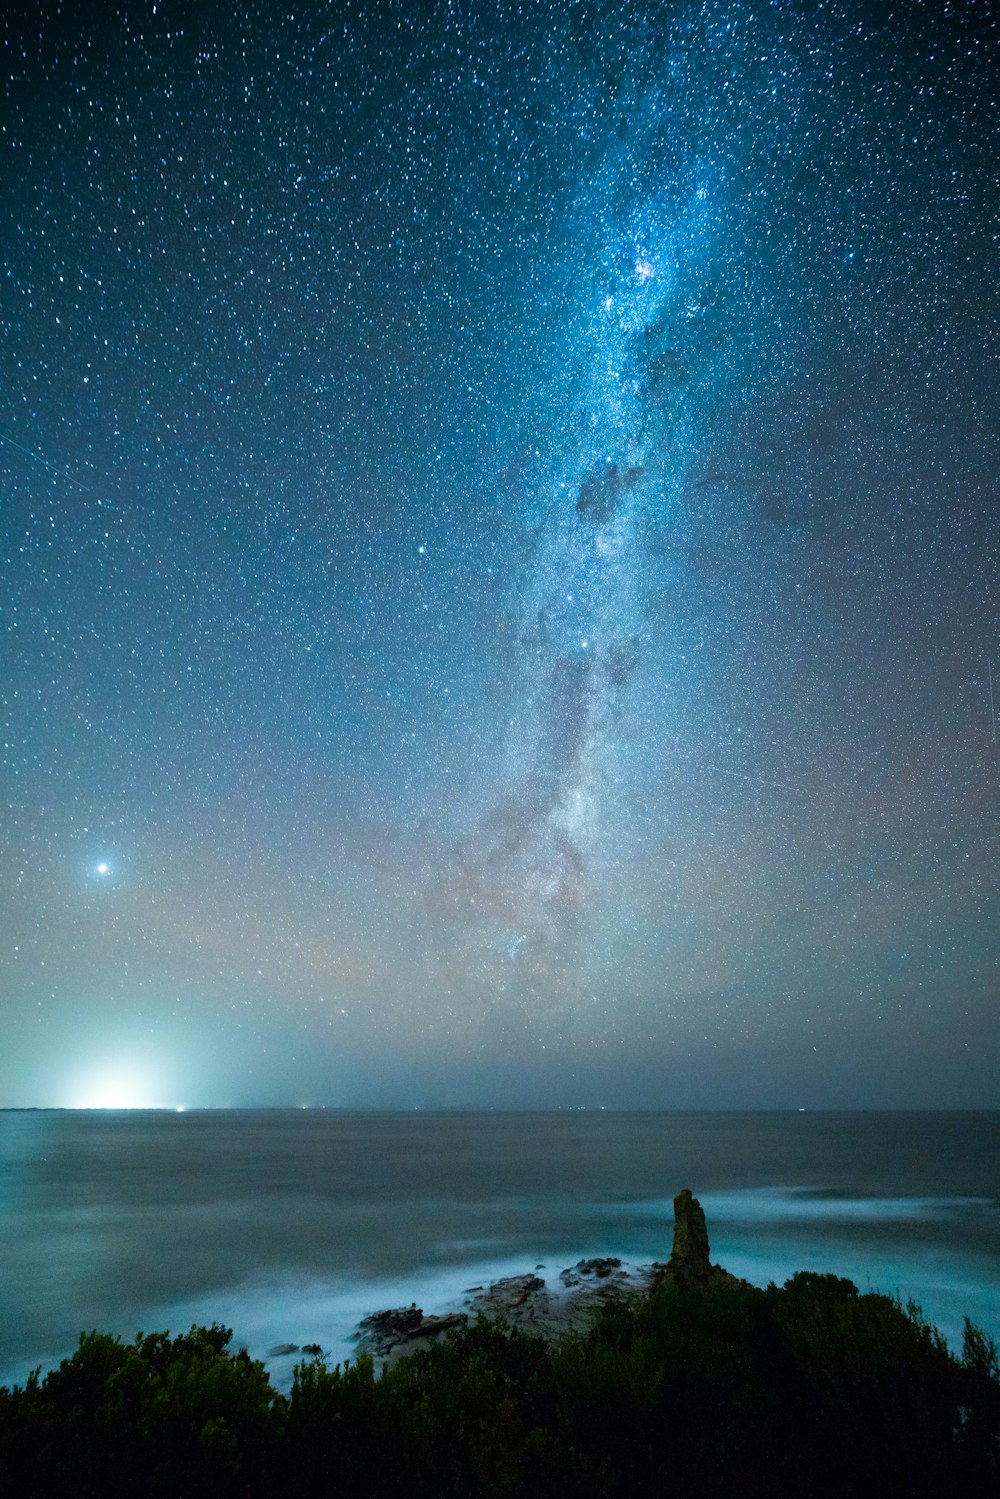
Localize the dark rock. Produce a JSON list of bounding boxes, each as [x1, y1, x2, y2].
[[410, 1313, 468, 1341], [582, 1257, 621, 1278], [363, 1304, 423, 1333], [356, 1303, 470, 1357], [268, 1343, 299, 1356], [493, 1274, 544, 1308], [560, 1256, 624, 1285], [469, 1274, 546, 1316], [357, 1304, 424, 1351], [300, 1344, 323, 1356], [666, 1188, 712, 1284]]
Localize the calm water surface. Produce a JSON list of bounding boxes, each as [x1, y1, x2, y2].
[[2, 1110, 998, 1389]]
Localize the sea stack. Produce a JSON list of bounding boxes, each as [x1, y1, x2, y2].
[[666, 1188, 712, 1284]]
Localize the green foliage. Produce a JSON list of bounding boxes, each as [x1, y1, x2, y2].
[[0, 1323, 280, 1497], [963, 1316, 1000, 1382], [959, 1316, 1000, 1465], [1, 1284, 998, 1497], [781, 1269, 860, 1298]]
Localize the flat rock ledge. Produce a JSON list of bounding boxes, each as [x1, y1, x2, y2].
[[356, 1305, 471, 1357], [355, 1267, 650, 1361]]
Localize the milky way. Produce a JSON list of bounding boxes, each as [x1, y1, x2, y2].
[[1, 0, 997, 1107]]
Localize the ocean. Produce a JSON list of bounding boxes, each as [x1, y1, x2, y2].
[[1, 1109, 998, 1391]]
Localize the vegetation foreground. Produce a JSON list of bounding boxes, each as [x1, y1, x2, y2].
[[1, 1272, 998, 1497]]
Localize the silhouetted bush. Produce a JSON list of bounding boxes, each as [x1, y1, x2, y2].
[[0, 1324, 279, 1498], [1, 1277, 998, 1497]]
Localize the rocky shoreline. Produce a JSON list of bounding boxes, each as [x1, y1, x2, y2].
[[354, 1256, 644, 1360], [268, 1189, 744, 1366]]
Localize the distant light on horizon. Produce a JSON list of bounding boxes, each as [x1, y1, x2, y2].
[[68, 1064, 165, 1111]]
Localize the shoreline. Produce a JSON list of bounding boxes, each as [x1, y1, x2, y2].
[[355, 1257, 653, 1363], [254, 1258, 659, 1374], [3, 1182, 999, 1394], [276, 1190, 745, 1369]]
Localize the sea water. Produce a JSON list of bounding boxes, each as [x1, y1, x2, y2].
[[1, 1110, 997, 1391]]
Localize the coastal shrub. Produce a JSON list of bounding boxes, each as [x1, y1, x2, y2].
[[1, 1283, 998, 1497], [959, 1316, 1000, 1466], [284, 1352, 402, 1496], [281, 1322, 555, 1499], [549, 1282, 802, 1493], [781, 1268, 860, 1299], [544, 1279, 997, 1496], [0, 1324, 280, 1498]]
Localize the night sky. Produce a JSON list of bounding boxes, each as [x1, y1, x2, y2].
[[2, 0, 997, 1110]]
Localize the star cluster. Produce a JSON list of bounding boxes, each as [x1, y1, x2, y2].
[[1, 0, 997, 1107]]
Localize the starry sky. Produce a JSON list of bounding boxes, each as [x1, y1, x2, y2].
[[2, 0, 997, 1110]]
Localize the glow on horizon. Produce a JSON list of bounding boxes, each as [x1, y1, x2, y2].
[[67, 1064, 171, 1110]]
